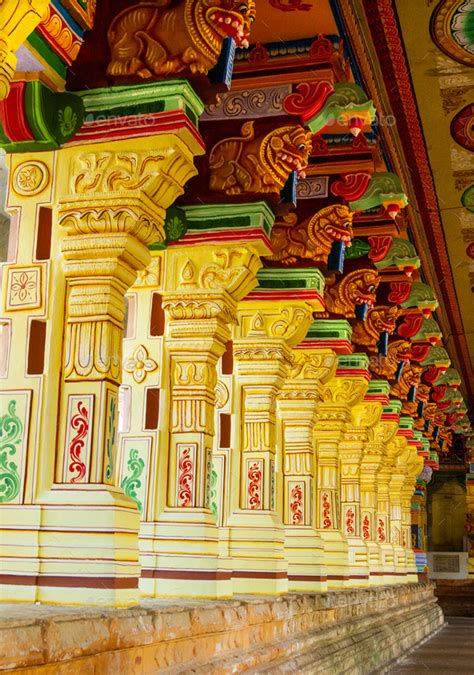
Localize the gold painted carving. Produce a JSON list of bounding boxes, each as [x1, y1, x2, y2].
[[369, 339, 412, 380], [351, 305, 399, 352], [319, 377, 368, 407], [288, 350, 337, 382], [209, 121, 312, 196], [267, 205, 353, 265], [12, 160, 50, 196], [324, 269, 379, 317], [237, 305, 313, 348], [107, 0, 256, 78], [390, 364, 422, 400], [124, 344, 158, 383]]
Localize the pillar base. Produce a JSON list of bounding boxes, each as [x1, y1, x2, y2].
[[222, 514, 288, 595], [284, 526, 327, 592], [318, 530, 350, 588], [139, 513, 231, 599], [346, 536, 370, 587], [0, 489, 141, 607]]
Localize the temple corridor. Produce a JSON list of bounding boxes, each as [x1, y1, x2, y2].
[[1, 0, 473, 672]]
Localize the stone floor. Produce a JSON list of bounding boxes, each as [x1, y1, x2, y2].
[[388, 617, 474, 674]]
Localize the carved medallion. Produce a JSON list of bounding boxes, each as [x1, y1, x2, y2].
[[12, 161, 49, 196]]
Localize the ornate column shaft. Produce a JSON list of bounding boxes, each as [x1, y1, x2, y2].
[[140, 205, 269, 598], [314, 356, 369, 588], [224, 272, 320, 595], [402, 449, 424, 583], [388, 436, 410, 581], [0, 81, 205, 607], [466, 450, 474, 579], [375, 400, 403, 585], [342, 379, 383, 586], [278, 347, 336, 592]]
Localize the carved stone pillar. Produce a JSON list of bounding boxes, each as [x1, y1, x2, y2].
[[225, 282, 318, 594], [0, 81, 205, 606], [356, 380, 390, 584], [314, 357, 369, 588], [140, 231, 264, 598], [375, 400, 402, 585], [402, 449, 424, 583], [278, 348, 336, 592], [388, 436, 410, 581], [343, 383, 383, 586]]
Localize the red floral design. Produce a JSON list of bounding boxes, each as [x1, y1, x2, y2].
[[248, 462, 262, 509], [346, 507, 355, 536], [378, 518, 386, 543], [178, 447, 194, 507], [388, 281, 411, 304], [69, 401, 89, 483], [283, 81, 333, 123], [397, 313, 423, 339], [290, 484, 303, 524], [322, 493, 331, 528], [368, 235, 392, 263], [331, 172, 371, 201], [363, 515, 370, 541]]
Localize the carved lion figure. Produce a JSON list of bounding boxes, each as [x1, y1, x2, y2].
[[390, 363, 422, 400], [107, 0, 255, 78], [267, 204, 353, 265], [209, 121, 312, 195], [324, 269, 379, 317], [351, 305, 399, 351], [369, 339, 412, 379]]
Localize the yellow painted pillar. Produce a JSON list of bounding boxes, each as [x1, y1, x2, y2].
[[314, 356, 369, 588], [278, 348, 336, 592], [143, 240, 263, 598], [357, 382, 391, 585], [225, 294, 316, 594], [0, 87, 205, 606], [375, 400, 402, 585], [343, 386, 384, 587], [388, 435, 410, 581], [402, 448, 424, 583]]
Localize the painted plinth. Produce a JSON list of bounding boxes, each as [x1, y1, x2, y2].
[[0, 584, 443, 673]]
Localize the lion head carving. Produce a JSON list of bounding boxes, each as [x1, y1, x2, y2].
[[268, 204, 353, 265]]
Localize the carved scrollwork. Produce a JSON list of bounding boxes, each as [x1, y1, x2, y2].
[[288, 351, 336, 382], [319, 378, 368, 407], [162, 296, 237, 323]]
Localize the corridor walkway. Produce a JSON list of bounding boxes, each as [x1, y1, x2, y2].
[[389, 617, 474, 673]]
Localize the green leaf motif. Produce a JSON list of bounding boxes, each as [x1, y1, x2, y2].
[[0, 400, 22, 503], [210, 468, 218, 519], [105, 397, 116, 481], [58, 106, 77, 137], [121, 448, 145, 512]]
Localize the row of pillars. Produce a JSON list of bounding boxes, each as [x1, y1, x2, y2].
[[0, 131, 427, 605]]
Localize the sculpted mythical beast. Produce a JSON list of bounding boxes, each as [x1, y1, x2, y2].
[[268, 204, 353, 265], [369, 339, 412, 380], [324, 269, 379, 317], [209, 121, 312, 196], [107, 0, 255, 78], [351, 305, 399, 352]]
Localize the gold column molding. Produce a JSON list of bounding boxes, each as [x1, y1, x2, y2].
[[0, 0, 49, 100]]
